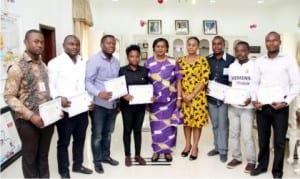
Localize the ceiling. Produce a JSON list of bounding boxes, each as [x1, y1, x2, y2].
[[89, 0, 298, 9]]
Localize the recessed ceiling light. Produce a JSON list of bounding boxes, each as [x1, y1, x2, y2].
[[209, 0, 216, 3], [191, 0, 196, 5], [112, 0, 119, 2], [257, 0, 264, 4]]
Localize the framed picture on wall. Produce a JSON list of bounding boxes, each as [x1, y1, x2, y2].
[[203, 20, 218, 35], [175, 20, 189, 35], [141, 52, 148, 60], [148, 20, 162, 34]]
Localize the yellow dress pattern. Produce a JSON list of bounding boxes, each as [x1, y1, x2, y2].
[[178, 56, 210, 128]]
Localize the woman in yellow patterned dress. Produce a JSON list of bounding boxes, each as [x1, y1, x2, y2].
[[178, 36, 210, 160]]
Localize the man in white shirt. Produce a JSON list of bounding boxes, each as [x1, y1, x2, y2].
[[226, 41, 256, 173], [250, 31, 300, 178], [48, 35, 93, 178]]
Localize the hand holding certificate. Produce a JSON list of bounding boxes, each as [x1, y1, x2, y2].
[[224, 88, 248, 105], [128, 84, 153, 105], [39, 98, 62, 127], [104, 76, 128, 101], [257, 86, 285, 104], [207, 80, 229, 101], [63, 92, 92, 117]]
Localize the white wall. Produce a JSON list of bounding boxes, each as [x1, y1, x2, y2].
[[1, 0, 73, 54], [89, 0, 300, 61], [0, 0, 73, 108]]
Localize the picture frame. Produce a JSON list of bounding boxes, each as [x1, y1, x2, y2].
[[0, 106, 22, 171], [175, 20, 189, 35], [141, 51, 148, 60], [203, 20, 218, 35], [148, 20, 162, 34]]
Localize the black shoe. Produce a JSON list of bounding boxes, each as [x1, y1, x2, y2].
[[164, 154, 173, 162], [207, 149, 219, 156], [94, 164, 104, 174], [151, 153, 160, 162], [250, 167, 267, 176], [273, 175, 282, 179], [102, 157, 119, 166], [73, 166, 93, 174], [189, 155, 198, 160], [60, 173, 70, 179]]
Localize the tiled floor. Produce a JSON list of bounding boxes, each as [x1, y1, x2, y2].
[[1, 112, 300, 178]]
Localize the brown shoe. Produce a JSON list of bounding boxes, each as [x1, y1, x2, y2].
[[135, 156, 146, 165], [226, 159, 242, 169], [244, 163, 256, 173], [125, 156, 132, 167]]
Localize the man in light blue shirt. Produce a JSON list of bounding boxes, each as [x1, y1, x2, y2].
[[85, 35, 120, 174]]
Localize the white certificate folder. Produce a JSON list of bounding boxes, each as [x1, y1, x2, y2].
[[62, 92, 91, 117], [225, 88, 248, 105], [104, 75, 128, 101], [39, 98, 62, 127], [128, 84, 153, 105], [257, 86, 285, 104], [207, 80, 229, 101]]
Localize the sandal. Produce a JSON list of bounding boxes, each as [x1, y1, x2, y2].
[[151, 153, 159, 162], [165, 153, 173, 162]]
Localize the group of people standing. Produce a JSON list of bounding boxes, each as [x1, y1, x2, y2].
[[4, 29, 300, 179]]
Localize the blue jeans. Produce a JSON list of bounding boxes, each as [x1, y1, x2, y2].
[[91, 105, 117, 166], [208, 102, 229, 155]]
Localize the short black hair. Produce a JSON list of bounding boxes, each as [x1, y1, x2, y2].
[[152, 38, 169, 52], [235, 41, 250, 50], [187, 36, 200, 46], [63, 35, 80, 44], [213, 35, 225, 44], [101, 34, 115, 44], [266, 31, 281, 40], [126, 45, 140, 56], [24, 29, 42, 40]]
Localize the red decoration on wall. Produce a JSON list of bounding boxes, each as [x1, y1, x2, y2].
[[250, 24, 257, 29], [140, 20, 146, 27], [157, 0, 164, 4]]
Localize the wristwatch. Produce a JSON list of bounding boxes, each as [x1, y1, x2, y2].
[[282, 102, 288, 107]]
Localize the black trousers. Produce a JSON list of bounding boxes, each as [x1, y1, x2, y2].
[[16, 119, 54, 178], [256, 105, 289, 178], [121, 107, 145, 156], [56, 112, 88, 175]]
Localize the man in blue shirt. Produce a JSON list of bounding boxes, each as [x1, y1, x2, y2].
[[206, 36, 235, 163], [85, 35, 120, 174]]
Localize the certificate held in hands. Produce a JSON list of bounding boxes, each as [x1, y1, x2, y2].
[[225, 88, 248, 105], [104, 75, 128, 101], [128, 84, 153, 105], [39, 98, 62, 127], [63, 92, 91, 117], [207, 80, 229, 101], [257, 86, 285, 104]]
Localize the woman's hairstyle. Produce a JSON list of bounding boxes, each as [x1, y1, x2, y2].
[[187, 36, 200, 46], [126, 44, 141, 56], [152, 38, 169, 52]]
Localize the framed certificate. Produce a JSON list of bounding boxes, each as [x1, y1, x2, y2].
[[207, 80, 229, 101], [0, 107, 22, 171], [62, 92, 91, 117], [104, 75, 128, 101], [257, 86, 285, 104], [39, 98, 62, 127], [225, 88, 248, 105], [128, 84, 153, 105]]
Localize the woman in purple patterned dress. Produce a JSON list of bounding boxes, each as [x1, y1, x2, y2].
[[144, 38, 182, 162]]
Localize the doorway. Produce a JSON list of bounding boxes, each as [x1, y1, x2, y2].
[[39, 24, 56, 65]]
